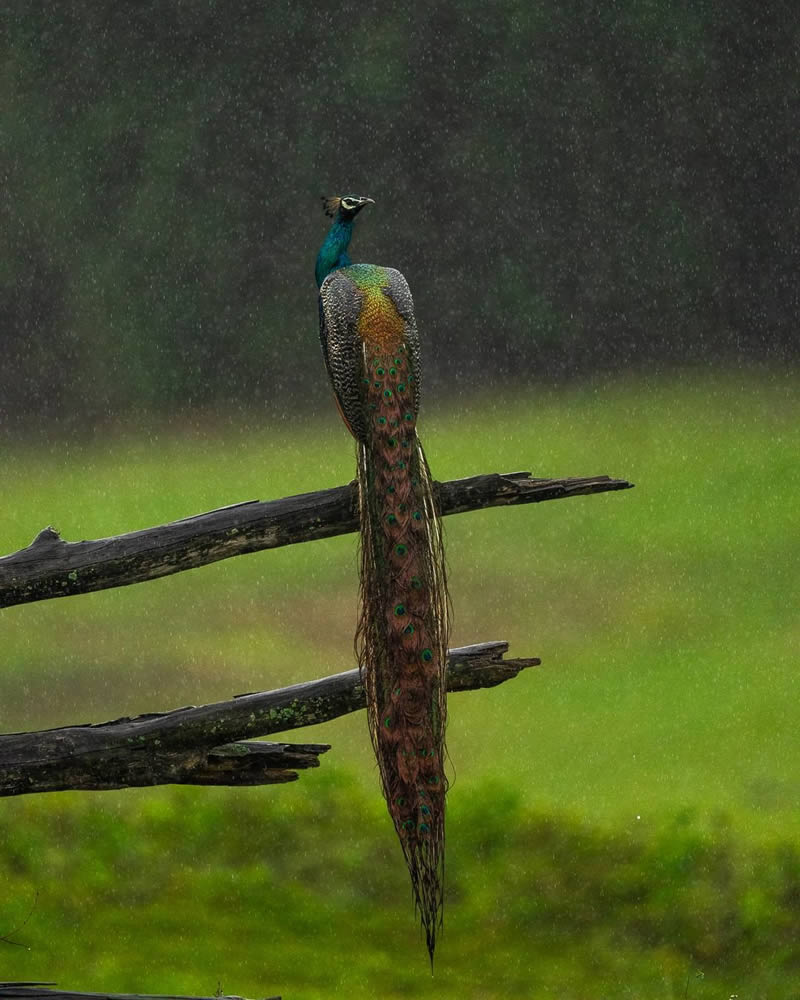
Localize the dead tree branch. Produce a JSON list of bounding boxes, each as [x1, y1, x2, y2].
[[0, 641, 538, 797], [0, 987, 279, 1000], [0, 471, 632, 608]]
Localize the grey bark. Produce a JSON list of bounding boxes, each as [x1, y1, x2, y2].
[[0, 988, 279, 1000], [0, 641, 538, 797], [0, 471, 632, 608]]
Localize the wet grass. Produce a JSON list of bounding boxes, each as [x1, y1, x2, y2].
[[2, 776, 800, 998], [2, 368, 800, 995]]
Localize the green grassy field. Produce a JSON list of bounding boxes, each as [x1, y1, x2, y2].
[[2, 369, 799, 997]]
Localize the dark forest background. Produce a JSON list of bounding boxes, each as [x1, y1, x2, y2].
[[3, 0, 797, 432]]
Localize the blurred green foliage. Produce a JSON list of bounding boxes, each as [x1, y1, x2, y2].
[[2, 2, 797, 429], [2, 372, 799, 994], [2, 778, 800, 998]]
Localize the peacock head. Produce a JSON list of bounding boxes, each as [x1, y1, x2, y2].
[[322, 195, 375, 221]]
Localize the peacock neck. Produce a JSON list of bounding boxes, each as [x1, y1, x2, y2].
[[315, 218, 355, 288]]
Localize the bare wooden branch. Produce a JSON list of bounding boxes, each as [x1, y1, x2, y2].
[[0, 642, 538, 798], [0, 987, 279, 1000], [0, 471, 632, 608], [0, 737, 330, 797]]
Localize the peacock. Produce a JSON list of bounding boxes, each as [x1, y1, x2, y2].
[[316, 194, 450, 964]]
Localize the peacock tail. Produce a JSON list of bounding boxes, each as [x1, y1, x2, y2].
[[355, 340, 449, 965], [316, 205, 450, 964]]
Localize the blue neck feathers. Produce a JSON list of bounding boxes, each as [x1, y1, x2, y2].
[[315, 218, 355, 288]]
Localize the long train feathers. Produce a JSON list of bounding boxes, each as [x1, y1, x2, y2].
[[355, 349, 449, 963]]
